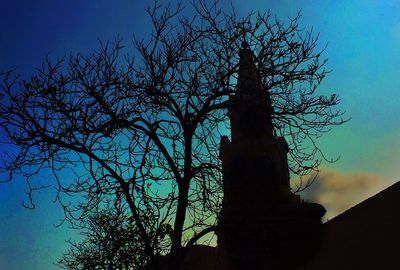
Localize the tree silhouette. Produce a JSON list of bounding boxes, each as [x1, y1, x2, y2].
[[59, 202, 148, 270], [0, 1, 347, 269]]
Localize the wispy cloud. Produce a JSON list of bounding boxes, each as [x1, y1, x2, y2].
[[295, 168, 386, 221]]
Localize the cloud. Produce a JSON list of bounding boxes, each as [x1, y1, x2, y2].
[[294, 168, 386, 220]]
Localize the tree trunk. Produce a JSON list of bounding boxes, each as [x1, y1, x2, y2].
[[168, 131, 192, 270], [168, 183, 189, 270]]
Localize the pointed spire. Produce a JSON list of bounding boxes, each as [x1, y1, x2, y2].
[[237, 41, 260, 94], [227, 42, 274, 142], [236, 42, 272, 114]]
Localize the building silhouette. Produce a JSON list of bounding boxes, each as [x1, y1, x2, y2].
[[184, 179, 400, 270], [182, 44, 400, 270]]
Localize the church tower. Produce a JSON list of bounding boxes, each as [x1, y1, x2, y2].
[[217, 43, 326, 270]]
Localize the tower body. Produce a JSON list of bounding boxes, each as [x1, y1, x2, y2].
[[217, 44, 325, 270]]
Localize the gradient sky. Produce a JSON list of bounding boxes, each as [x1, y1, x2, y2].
[[1, 1, 400, 269]]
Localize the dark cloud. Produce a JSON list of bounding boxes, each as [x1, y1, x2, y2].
[[295, 168, 385, 220]]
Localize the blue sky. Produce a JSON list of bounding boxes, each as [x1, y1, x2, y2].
[[1, 0, 400, 269]]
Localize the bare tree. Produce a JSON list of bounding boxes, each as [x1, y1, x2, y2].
[[0, 1, 346, 269], [58, 202, 149, 270]]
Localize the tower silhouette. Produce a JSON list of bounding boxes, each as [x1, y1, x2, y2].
[[217, 42, 326, 270]]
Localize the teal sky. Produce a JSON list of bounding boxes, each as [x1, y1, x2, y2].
[[1, 0, 400, 269]]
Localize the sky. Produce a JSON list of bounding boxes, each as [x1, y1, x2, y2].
[[1, 0, 400, 269]]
